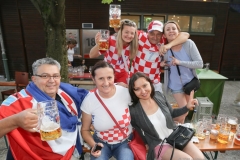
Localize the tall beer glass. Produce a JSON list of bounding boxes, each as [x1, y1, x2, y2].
[[234, 125, 240, 145], [109, 4, 121, 28], [98, 29, 109, 51], [37, 100, 62, 141], [217, 124, 230, 144], [227, 116, 238, 133]]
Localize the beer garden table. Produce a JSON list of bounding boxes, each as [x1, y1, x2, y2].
[[194, 134, 240, 160], [0, 81, 26, 86], [68, 73, 94, 87]]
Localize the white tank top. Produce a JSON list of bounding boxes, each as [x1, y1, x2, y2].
[[148, 108, 173, 140]]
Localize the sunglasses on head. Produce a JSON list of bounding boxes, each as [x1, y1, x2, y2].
[[121, 20, 136, 27]]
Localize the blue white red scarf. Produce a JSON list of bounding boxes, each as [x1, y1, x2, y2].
[[26, 82, 88, 154]]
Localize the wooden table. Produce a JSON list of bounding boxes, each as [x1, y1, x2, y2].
[[69, 73, 92, 80], [194, 135, 240, 160], [68, 73, 94, 87], [0, 81, 26, 87]]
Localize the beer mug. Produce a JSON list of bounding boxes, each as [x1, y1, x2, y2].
[[234, 125, 240, 146], [109, 4, 121, 28], [210, 128, 219, 142], [227, 116, 238, 133], [37, 100, 62, 141], [215, 114, 227, 130], [217, 124, 230, 144], [196, 119, 206, 140], [202, 116, 212, 135], [98, 29, 109, 51]]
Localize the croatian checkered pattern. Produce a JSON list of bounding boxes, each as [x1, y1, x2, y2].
[[130, 31, 164, 83], [100, 36, 130, 73], [99, 108, 131, 143]]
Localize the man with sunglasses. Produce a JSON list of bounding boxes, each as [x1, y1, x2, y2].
[[0, 57, 88, 160], [130, 20, 190, 92]]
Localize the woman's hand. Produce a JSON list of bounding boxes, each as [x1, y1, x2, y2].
[[91, 143, 104, 157], [170, 56, 180, 66], [160, 60, 169, 67], [95, 32, 101, 45], [186, 91, 198, 110]]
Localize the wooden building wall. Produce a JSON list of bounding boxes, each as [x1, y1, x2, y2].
[[0, 0, 239, 80]]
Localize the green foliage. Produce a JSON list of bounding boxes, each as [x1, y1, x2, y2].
[[101, 0, 123, 4]]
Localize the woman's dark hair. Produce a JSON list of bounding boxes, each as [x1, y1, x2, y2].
[[129, 72, 155, 106], [91, 60, 115, 78]]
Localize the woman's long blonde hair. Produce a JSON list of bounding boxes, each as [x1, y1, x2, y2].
[[116, 19, 138, 59]]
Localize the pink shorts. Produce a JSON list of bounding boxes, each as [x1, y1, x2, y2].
[[154, 143, 172, 160]]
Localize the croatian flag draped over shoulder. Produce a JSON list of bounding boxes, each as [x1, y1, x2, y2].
[[0, 82, 88, 160]]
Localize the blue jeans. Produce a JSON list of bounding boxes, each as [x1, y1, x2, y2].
[[91, 133, 133, 160]]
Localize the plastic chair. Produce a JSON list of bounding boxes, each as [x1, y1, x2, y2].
[[1, 71, 29, 101]]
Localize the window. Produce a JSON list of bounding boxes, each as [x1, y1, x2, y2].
[[143, 16, 165, 29], [122, 13, 214, 35], [122, 15, 140, 29], [168, 15, 214, 34], [191, 16, 213, 33], [167, 15, 190, 32]]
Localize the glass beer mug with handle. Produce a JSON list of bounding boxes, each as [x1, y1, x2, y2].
[[227, 116, 238, 141], [98, 29, 110, 51], [234, 125, 240, 146], [217, 124, 231, 144], [36, 100, 62, 141], [227, 116, 238, 133], [109, 4, 121, 28]]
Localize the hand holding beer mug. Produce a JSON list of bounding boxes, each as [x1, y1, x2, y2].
[[98, 29, 109, 51], [36, 100, 62, 141], [109, 4, 121, 28]]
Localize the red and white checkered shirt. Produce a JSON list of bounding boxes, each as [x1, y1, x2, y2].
[[99, 108, 131, 143], [130, 31, 165, 83], [99, 35, 130, 73]]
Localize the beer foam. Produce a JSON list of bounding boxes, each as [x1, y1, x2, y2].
[[41, 117, 60, 131], [99, 39, 107, 42], [228, 119, 237, 125]]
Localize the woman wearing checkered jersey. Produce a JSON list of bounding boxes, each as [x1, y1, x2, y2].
[[89, 19, 138, 87], [81, 61, 134, 160]]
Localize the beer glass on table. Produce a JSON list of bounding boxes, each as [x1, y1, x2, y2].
[[227, 116, 238, 141], [98, 30, 109, 51], [37, 100, 62, 141], [217, 124, 230, 144], [202, 115, 212, 135], [234, 125, 240, 146], [227, 116, 238, 133], [210, 126, 219, 142], [109, 4, 121, 28], [196, 119, 206, 140], [215, 114, 227, 130]]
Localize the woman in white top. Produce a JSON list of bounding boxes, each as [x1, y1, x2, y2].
[[81, 61, 133, 160], [67, 39, 81, 66], [129, 72, 204, 160]]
